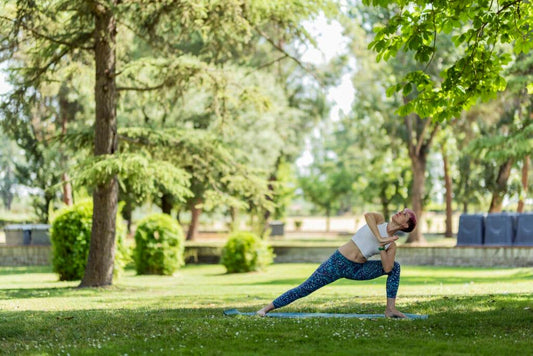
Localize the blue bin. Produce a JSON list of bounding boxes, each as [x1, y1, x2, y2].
[[484, 213, 516, 246], [514, 213, 533, 246], [457, 214, 485, 246]]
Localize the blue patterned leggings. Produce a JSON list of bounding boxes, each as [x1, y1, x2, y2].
[[272, 250, 401, 309]]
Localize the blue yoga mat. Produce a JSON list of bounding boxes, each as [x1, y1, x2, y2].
[[223, 309, 428, 320]]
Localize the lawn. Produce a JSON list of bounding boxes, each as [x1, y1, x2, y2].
[[0, 264, 531, 355]]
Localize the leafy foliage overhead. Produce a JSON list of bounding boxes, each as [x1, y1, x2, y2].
[[362, 0, 533, 121]]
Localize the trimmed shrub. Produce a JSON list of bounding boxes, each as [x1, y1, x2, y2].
[[133, 213, 185, 275], [50, 201, 127, 281], [221, 231, 274, 273]]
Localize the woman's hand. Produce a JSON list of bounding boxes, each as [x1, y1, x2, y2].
[[380, 241, 397, 249]]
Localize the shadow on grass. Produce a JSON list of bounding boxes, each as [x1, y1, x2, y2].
[[0, 287, 79, 299], [0, 294, 531, 355], [230, 293, 533, 322], [1, 294, 530, 319], [0, 284, 148, 300], [0, 265, 54, 275]]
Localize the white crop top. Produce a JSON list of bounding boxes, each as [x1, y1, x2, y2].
[[351, 222, 390, 259]]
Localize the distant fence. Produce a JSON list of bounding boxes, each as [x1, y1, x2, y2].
[[1, 243, 532, 268], [0, 245, 51, 266], [183, 244, 533, 268]]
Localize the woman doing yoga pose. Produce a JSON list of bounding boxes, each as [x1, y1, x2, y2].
[[257, 209, 417, 318]]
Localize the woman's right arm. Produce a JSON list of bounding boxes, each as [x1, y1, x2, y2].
[[364, 212, 398, 244], [364, 212, 387, 242]]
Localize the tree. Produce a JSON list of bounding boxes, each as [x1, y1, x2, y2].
[[1, 0, 333, 286], [517, 156, 530, 213], [441, 143, 453, 237], [240, 23, 341, 236], [0, 91, 65, 222], [343, 4, 460, 243], [357, 0, 533, 219], [299, 130, 354, 231], [363, 0, 533, 121], [451, 111, 487, 213], [57, 82, 78, 206], [0, 133, 19, 210], [325, 32, 411, 219], [436, 128, 460, 237], [468, 52, 533, 212], [468, 97, 532, 212]]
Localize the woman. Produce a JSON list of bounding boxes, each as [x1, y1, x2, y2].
[[257, 209, 417, 318]]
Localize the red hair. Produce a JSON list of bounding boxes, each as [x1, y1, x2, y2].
[[402, 208, 417, 232]]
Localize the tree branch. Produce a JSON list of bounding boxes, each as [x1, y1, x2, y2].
[[423, 4, 437, 73], [0, 15, 94, 50], [116, 82, 167, 92], [254, 27, 324, 86], [426, 123, 440, 149], [245, 54, 289, 77], [403, 96, 415, 155], [20, 47, 71, 86], [415, 117, 431, 156]]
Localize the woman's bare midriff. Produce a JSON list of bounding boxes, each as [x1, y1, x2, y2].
[[338, 240, 367, 263]]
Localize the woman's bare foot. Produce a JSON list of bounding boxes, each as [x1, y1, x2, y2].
[[256, 303, 275, 317], [385, 308, 406, 318], [256, 309, 267, 317]]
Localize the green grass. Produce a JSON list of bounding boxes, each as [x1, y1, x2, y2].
[[0, 264, 531, 355]]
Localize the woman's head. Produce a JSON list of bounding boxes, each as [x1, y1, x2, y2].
[[394, 208, 417, 232]]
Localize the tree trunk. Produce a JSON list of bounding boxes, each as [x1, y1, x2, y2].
[[380, 190, 390, 221], [229, 206, 238, 232], [43, 191, 55, 224], [161, 193, 173, 215], [406, 154, 427, 243], [2, 166, 14, 210], [61, 172, 73, 206], [517, 156, 529, 213], [120, 196, 133, 234], [442, 146, 453, 237], [80, 2, 118, 288], [262, 157, 280, 235], [59, 86, 73, 206], [488, 159, 513, 213], [187, 201, 202, 241], [402, 110, 439, 244]]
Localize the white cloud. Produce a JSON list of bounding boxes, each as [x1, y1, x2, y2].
[[301, 15, 349, 64], [302, 15, 355, 120]]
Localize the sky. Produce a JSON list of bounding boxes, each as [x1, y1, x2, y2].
[[302, 15, 355, 117], [298, 15, 356, 167]]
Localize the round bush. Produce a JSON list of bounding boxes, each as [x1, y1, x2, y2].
[[50, 201, 126, 281], [133, 213, 185, 275], [221, 231, 274, 273]]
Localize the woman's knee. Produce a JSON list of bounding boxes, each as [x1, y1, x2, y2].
[[384, 261, 400, 275]]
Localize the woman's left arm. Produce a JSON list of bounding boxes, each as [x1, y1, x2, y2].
[[379, 242, 397, 273]]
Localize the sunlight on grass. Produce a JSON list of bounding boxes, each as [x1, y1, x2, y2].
[[0, 264, 530, 313], [0, 264, 531, 355]]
